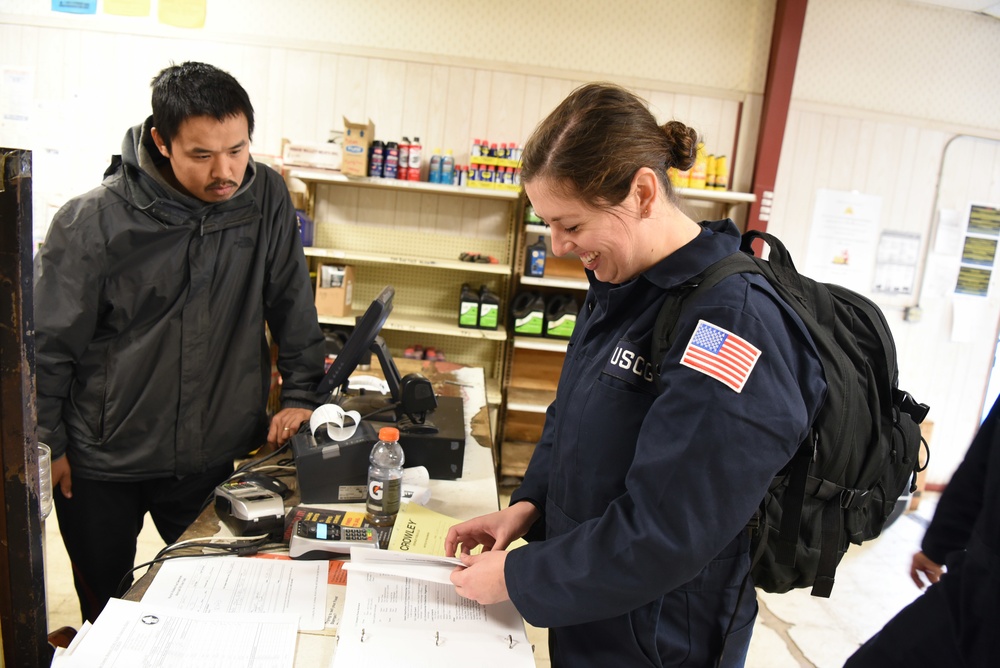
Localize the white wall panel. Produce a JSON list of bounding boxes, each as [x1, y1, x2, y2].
[[4, 0, 1000, 487], [771, 106, 999, 483]]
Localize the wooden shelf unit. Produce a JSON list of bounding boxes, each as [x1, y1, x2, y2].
[[289, 169, 521, 411]]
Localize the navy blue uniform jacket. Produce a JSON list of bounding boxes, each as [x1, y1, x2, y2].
[[507, 220, 826, 667]]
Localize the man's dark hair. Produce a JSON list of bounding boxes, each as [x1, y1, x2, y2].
[[150, 61, 255, 150]]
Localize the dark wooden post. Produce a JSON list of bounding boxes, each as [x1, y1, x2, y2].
[[0, 148, 51, 666]]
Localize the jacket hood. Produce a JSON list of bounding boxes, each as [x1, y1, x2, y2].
[[106, 116, 258, 224]]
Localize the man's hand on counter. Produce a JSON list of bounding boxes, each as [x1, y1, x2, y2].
[[266, 407, 313, 447]]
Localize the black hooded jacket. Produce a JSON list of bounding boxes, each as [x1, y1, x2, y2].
[[34, 117, 325, 480]]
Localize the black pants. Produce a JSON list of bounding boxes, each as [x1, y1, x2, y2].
[[52, 462, 233, 623]]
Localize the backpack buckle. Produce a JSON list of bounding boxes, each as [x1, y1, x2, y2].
[[841, 488, 869, 510], [895, 389, 929, 424]]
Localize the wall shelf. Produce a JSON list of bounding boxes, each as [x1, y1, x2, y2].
[[304, 247, 511, 275], [318, 311, 509, 341], [287, 168, 520, 201]]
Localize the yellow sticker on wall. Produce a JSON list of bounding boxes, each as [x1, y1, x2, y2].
[[104, 0, 150, 16], [158, 0, 206, 29]]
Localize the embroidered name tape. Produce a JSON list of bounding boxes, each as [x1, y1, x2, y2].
[[680, 319, 761, 393], [602, 338, 657, 392]]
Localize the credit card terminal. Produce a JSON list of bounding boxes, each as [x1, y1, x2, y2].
[[288, 519, 379, 559]]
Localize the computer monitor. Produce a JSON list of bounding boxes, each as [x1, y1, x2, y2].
[[316, 285, 401, 401]]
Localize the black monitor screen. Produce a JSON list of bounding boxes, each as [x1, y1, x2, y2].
[[316, 285, 394, 397]]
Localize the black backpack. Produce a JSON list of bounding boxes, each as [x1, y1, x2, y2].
[[653, 230, 929, 598]]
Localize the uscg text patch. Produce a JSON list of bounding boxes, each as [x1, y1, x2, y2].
[[602, 339, 657, 392]]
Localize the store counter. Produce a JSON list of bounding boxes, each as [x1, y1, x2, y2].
[[125, 359, 501, 666]]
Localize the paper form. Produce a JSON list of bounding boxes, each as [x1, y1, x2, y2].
[[140, 555, 327, 630], [333, 547, 535, 667], [50, 598, 297, 668], [344, 544, 463, 585]]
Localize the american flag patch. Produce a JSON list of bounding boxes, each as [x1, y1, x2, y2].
[[680, 319, 762, 393]]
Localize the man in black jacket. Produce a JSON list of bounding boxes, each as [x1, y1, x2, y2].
[[845, 396, 1000, 666], [34, 62, 325, 623]]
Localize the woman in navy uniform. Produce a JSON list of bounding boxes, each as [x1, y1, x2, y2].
[[845, 395, 1000, 667], [446, 83, 826, 667]]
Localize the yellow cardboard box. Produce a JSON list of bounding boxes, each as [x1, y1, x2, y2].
[[315, 264, 355, 317], [341, 117, 375, 176]]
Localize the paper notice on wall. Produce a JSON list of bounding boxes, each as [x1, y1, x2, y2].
[[804, 189, 881, 292], [873, 230, 920, 295], [2, 67, 33, 125], [954, 203, 1000, 297], [51, 0, 96, 13]]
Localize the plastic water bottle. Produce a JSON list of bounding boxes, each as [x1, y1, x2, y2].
[[366, 426, 404, 526]]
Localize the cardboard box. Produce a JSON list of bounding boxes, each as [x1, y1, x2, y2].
[[315, 264, 355, 317], [341, 117, 375, 176], [282, 140, 343, 171]]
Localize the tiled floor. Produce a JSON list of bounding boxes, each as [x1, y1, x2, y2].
[[44, 510, 166, 634], [43, 495, 939, 667]]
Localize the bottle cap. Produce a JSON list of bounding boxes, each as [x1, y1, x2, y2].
[[379, 426, 400, 441]]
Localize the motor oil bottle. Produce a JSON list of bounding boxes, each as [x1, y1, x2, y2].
[[544, 294, 578, 339], [510, 291, 546, 336], [525, 235, 547, 277], [459, 283, 480, 328], [478, 285, 500, 330]]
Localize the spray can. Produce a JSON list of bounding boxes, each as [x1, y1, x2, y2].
[[713, 155, 728, 190], [428, 149, 443, 184], [441, 150, 455, 186], [688, 142, 708, 189], [368, 140, 385, 178], [398, 137, 411, 180], [479, 163, 494, 186], [383, 141, 399, 179], [408, 136, 422, 181]]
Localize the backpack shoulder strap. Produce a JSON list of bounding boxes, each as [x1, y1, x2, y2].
[[652, 251, 763, 384]]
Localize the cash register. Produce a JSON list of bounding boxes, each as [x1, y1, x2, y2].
[[291, 286, 467, 503]]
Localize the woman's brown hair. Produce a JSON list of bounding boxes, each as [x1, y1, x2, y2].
[[520, 82, 699, 210]]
